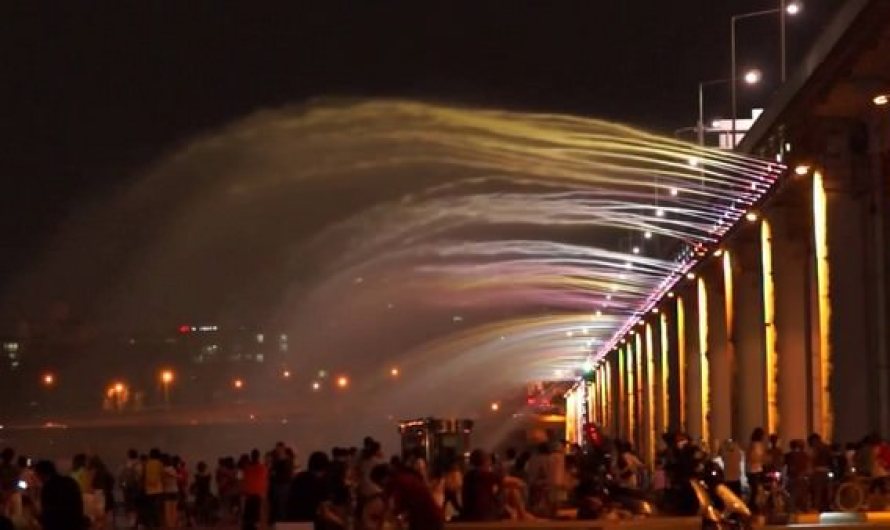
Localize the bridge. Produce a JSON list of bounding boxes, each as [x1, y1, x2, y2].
[[566, 0, 890, 462]]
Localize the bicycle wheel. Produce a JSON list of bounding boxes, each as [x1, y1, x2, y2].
[[835, 482, 865, 512]]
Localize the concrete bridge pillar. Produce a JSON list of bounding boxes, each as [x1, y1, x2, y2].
[[664, 295, 684, 433], [681, 282, 704, 444], [704, 254, 733, 449], [731, 235, 766, 441], [767, 204, 810, 444]]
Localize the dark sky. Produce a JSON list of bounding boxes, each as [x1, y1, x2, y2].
[[1, 1, 837, 296]]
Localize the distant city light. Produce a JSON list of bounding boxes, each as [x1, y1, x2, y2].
[[42, 373, 55, 386], [875, 94, 889, 106], [311, 381, 321, 391], [282, 370, 291, 379], [160, 369, 174, 384], [490, 402, 500, 412], [336, 375, 349, 388], [233, 378, 244, 389], [390, 367, 400, 377]]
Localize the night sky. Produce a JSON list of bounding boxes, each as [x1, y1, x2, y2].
[[2, 1, 837, 308]]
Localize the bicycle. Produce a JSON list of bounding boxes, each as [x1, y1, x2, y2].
[[834, 476, 890, 512]]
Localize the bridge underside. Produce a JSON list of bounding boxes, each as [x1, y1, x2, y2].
[[568, 0, 890, 458]]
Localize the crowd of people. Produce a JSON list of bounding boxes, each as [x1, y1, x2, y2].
[[0, 436, 581, 530], [2, 427, 888, 529]]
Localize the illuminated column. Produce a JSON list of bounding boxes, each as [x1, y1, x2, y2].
[[659, 312, 670, 435], [626, 340, 636, 443], [634, 330, 643, 451], [811, 171, 833, 440], [644, 322, 657, 467], [732, 237, 766, 440], [683, 280, 703, 443], [617, 346, 626, 439], [761, 220, 779, 435], [705, 256, 733, 448], [769, 207, 809, 442], [667, 295, 686, 432]]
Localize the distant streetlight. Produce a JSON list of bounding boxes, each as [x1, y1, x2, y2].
[[490, 402, 500, 412], [159, 369, 174, 407], [731, 1, 802, 147], [874, 94, 889, 107], [282, 369, 291, 379], [233, 378, 244, 390], [42, 373, 55, 387], [336, 376, 349, 389], [390, 367, 400, 377]]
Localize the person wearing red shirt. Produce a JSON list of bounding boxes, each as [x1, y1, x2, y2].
[[241, 449, 268, 530]]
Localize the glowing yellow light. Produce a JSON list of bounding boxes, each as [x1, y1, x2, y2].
[[645, 323, 656, 467], [875, 94, 889, 106], [282, 370, 291, 379], [676, 296, 686, 430], [160, 369, 174, 385], [713, 249, 724, 257], [761, 219, 779, 435], [667, 291, 676, 298], [686, 272, 696, 280], [813, 171, 833, 440], [390, 367, 400, 377], [660, 313, 670, 431], [114, 382, 125, 394], [745, 211, 758, 222], [723, 250, 734, 336], [336, 375, 349, 388], [42, 373, 55, 386], [490, 402, 500, 412], [233, 378, 244, 389], [786, 1, 802, 15], [697, 277, 710, 445], [794, 164, 811, 176]]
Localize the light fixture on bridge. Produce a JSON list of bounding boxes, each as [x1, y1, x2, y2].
[[667, 292, 676, 298], [651, 308, 660, 314], [743, 69, 763, 86], [655, 208, 666, 218], [785, 1, 803, 16], [644, 231, 653, 239], [686, 272, 696, 280], [745, 211, 759, 222], [873, 94, 888, 106], [713, 249, 724, 257], [632, 246, 640, 255], [794, 164, 811, 176], [669, 188, 679, 197]]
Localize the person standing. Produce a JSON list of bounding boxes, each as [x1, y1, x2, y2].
[[142, 450, 164, 528], [35, 460, 86, 530], [461, 450, 501, 521], [746, 428, 767, 511], [241, 449, 267, 530], [808, 433, 833, 512], [719, 439, 744, 496], [785, 440, 812, 513]]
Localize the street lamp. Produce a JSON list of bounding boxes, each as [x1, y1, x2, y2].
[[731, 1, 802, 147], [42, 373, 55, 387], [233, 378, 244, 390], [697, 70, 761, 146], [159, 369, 174, 407], [336, 375, 349, 389]]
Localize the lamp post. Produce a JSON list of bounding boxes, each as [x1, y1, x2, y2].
[[731, 1, 802, 147], [160, 369, 174, 408], [698, 72, 761, 146]]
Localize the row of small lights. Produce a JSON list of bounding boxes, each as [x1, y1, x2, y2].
[[39, 366, 404, 397]]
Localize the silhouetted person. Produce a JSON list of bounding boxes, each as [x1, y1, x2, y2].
[[375, 464, 445, 530], [35, 460, 86, 530], [287, 451, 333, 526]]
